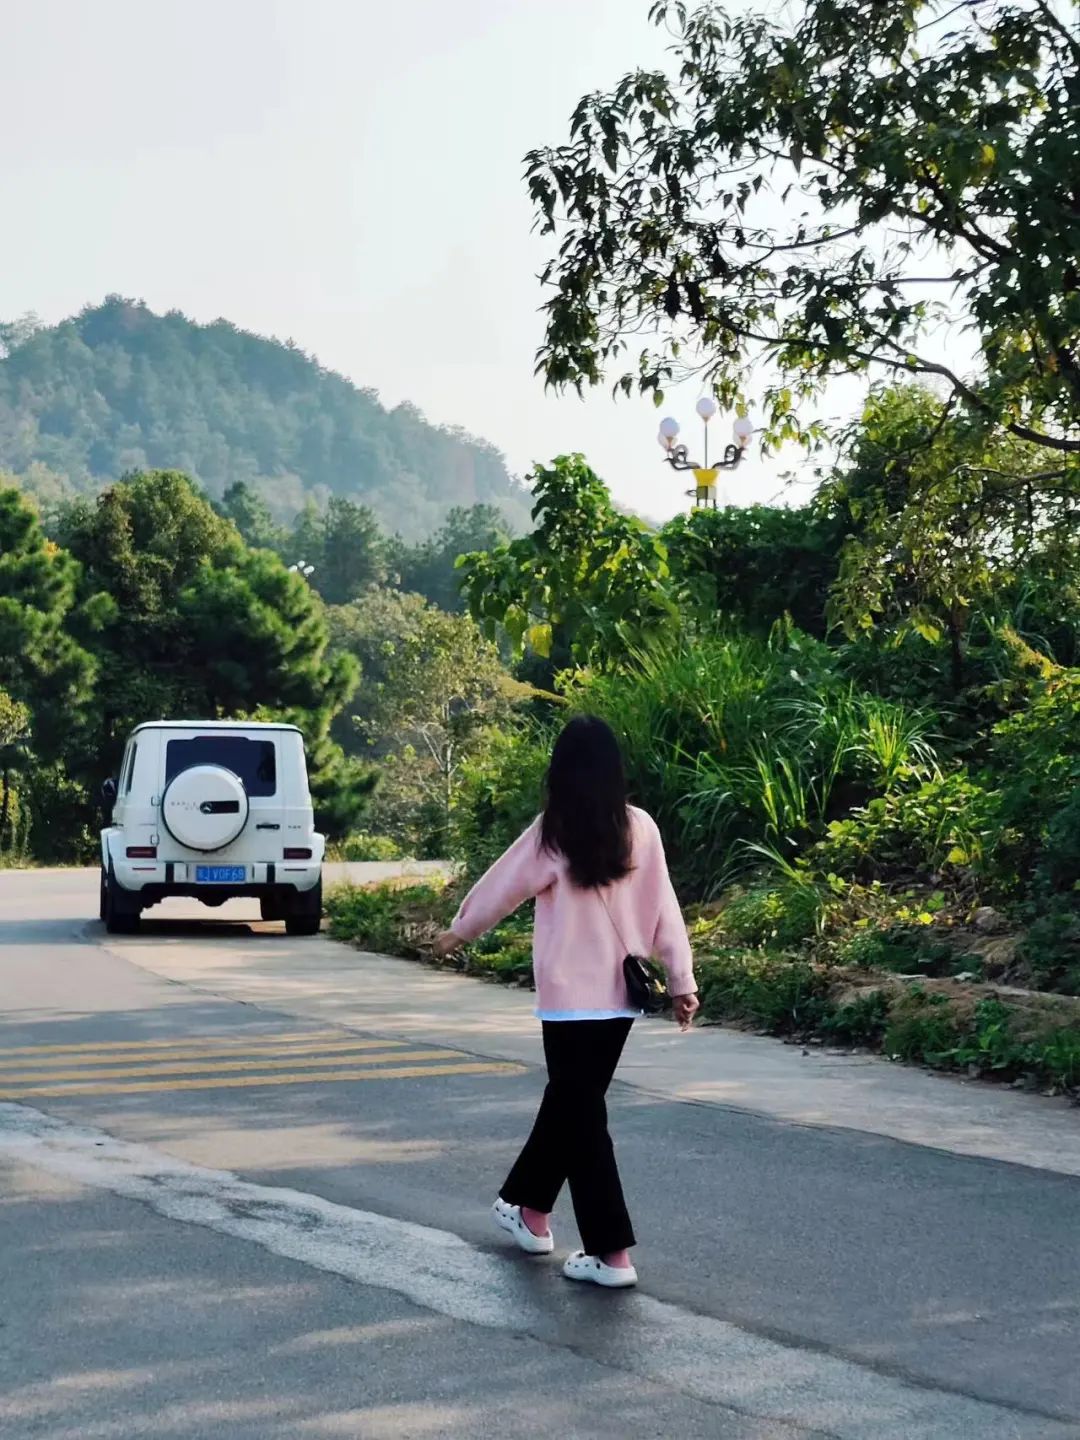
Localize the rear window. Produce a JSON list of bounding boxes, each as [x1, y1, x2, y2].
[[166, 736, 277, 797]]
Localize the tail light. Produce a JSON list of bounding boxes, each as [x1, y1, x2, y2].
[[283, 847, 313, 860], [126, 845, 157, 859]]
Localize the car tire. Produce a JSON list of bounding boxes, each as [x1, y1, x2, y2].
[[104, 864, 141, 935], [99, 866, 108, 923], [285, 880, 322, 937]]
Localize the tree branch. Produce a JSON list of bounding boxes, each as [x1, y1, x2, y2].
[[953, 464, 1075, 486], [1031, 0, 1080, 65]]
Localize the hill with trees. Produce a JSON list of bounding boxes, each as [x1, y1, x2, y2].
[[0, 299, 532, 540]]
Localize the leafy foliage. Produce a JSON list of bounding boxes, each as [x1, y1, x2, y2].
[[459, 454, 677, 668], [662, 503, 844, 637], [330, 588, 531, 854], [810, 772, 990, 880], [822, 386, 1080, 687], [327, 879, 535, 985], [0, 486, 98, 765], [451, 723, 552, 880], [336, 832, 404, 863], [42, 471, 369, 843], [0, 686, 31, 860], [718, 879, 829, 948], [527, 0, 1080, 461], [391, 505, 512, 614], [560, 627, 942, 894], [981, 667, 1080, 887]]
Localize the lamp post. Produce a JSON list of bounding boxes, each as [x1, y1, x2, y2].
[[657, 400, 755, 509], [288, 561, 316, 580]]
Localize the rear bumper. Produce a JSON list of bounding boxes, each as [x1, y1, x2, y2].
[[112, 858, 322, 897]]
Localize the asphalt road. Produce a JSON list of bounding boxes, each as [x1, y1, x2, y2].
[[1, 869, 1078, 1440]]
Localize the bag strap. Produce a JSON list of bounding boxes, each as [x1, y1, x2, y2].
[[595, 885, 633, 958]]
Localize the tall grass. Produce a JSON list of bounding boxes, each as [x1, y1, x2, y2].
[[565, 629, 943, 897]]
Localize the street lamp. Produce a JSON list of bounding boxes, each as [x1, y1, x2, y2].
[[657, 401, 755, 509], [288, 561, 315, 579]]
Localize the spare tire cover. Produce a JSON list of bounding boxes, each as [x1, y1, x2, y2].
[[162, 764, 249, 852]]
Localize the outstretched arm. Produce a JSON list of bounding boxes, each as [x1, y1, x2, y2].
[[442, 819, 557, 949]]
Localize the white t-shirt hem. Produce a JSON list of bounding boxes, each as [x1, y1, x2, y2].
[[535, 1008, 640, 1021]]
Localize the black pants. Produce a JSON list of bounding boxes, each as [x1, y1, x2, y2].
[[501, 1018, 635, 1256]]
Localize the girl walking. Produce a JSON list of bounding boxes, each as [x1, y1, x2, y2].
[[435, 715, 699, 1289]]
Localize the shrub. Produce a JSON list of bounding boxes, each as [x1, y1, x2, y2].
[[839, 924, 970, 979], [451, 723, 550, 880], [24, 764, 96, 864], [661, 504, 844, 640], [0, 781, 30, 865], [883, 990, 964, 1065], [1014, 908, 1080, 997], [462, 937, 534, 985], [563, 628, 943, 897], [326, 881, 453, 956], [809, 771, 991, 880], [948, 997, 1024, 1076], [719, 880, 827, 948], [338, 831, 404, 862], [984, 670, 1080, 886], [1034, 790, 1080, 897], [326, 878, 535, 985], [820, 989, 892, 1046], [1031, 1028, 1080, 1091], [362, 748, 448, 859], [323, 878, 1080, 1091], [696, 949, 834, 1034]]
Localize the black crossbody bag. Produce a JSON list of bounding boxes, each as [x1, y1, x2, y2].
[[597, 888, 668, 1016]]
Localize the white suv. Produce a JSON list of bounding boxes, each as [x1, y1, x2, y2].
[[100, 720, 324, 936]]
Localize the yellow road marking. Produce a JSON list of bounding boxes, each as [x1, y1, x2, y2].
[[0, 1031, 345, 1058], [0, 1037, 408, 1071], [0, 1050, 456, 1084], [0, 1061, 523, 1098]]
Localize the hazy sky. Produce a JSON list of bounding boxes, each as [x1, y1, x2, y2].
[[1, 0, 853, 520]]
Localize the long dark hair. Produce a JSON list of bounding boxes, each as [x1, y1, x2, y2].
[[540, 715, 632, 888]]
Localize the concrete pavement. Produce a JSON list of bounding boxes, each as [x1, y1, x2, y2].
[[1, 867, 1078, 1438], [80, 864, 1080, 1179]]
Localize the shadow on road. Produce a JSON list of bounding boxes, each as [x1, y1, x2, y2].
[[123, 917, 269, 940]]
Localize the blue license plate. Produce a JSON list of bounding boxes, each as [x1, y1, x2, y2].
[[195, 865, 246, 883]]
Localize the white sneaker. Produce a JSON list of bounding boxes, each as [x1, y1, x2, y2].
[[492, 1198, 554, 1256], [562, 1250, 638, 1288]]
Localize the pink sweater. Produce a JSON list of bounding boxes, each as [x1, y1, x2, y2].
[[451, 807, 697, 1019]]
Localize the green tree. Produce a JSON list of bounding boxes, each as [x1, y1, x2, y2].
[[218, 481, 288, 551], [368, 607, 528, 849], [391, 504, 513, 612], [330, 589, 528, 850], [59, 470, 369, 834], [458, 454, 677, 668], [56, 471, 242, 754], [662, 503, 845, 638], [820, 386, 1080, 687], [327, 587, 431, 754], [287, 500, 325, 572], [0, 687, 31, 856], [317, 496, 388, 605], [527, 1, 1080, 459], [0, 486, 98, 763]]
